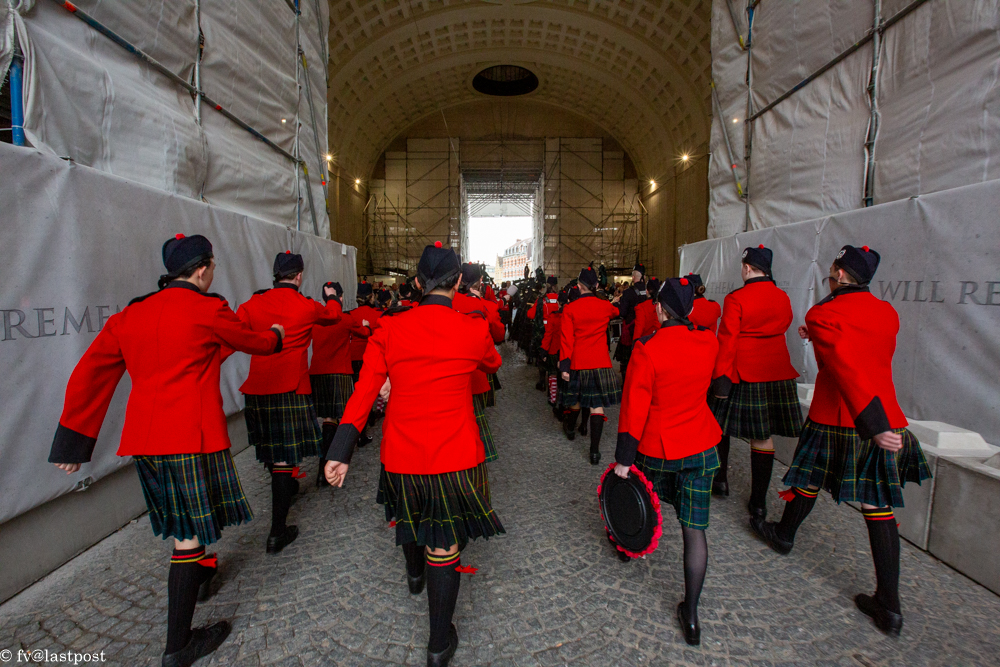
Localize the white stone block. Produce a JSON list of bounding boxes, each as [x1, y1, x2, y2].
[[906, 420, 992, 452], [796, 383, 815, 403]]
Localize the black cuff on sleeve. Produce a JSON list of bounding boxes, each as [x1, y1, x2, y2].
[[855, 397, 891, 440], [269, 327, 284, 353], [327, 423, 360, 465], [615, 432, 640, 468], [558, 358, 571, 374], [710, 375, 733, 398], [324, 293, 343, 306], [49, 424, 97, 464]]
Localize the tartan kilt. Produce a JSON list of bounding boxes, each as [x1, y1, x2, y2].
[[244, 392, 322, 465], [473, 392, 498, 462], [566, 367, 622, 408], [309, 373, 354, 421], [782, 420, 931, 508], [376, 462, 505, 551], [134, 450, 252, 546], [634, 448, 719, 530], [545, 352, 559, 374], [485, 373, 502, 407], [710, 379, 802, 440]]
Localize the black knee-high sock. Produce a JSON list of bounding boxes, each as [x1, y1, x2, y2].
[[589, 414, 605, 454], [681, 527, 707, 618], [320, 423, 337, 461], [425, 551, 461, 652], [775, 488, 818, 541], [402, 542, 425, 579], [270, 466, 296, 537], [749, 447, 774, 509], [166, 547, 207, 654], [579, 407, 591, 435], [564, 408, 580, 433], [863, 507, 901, 614], [715, 436, 730, 484]]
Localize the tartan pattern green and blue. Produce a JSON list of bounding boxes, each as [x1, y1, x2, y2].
[[473, 392, 498, 462], [244, 392, 322, 465], [566, 367, 622, 408], [133, 449, 252, 546], [711, 379, 803, 440], [634, 448, 720, 530], [376, 462, 505, 550], [545, 352, 559, 374], [309, 373, 355, 421], [485, 372, 501, 407], [782, 420, 931, 508]]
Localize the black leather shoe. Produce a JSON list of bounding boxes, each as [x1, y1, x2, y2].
[[748, 503, 767, 522], [161, 621, 232, 667], [197, 563, 217, 602], [855, 593, 903, 636], [676, 602, 700, 646], [358, 433, 373, 448], [590, 451, 601, 465], [266, 525, 299, 554], [711, 480, 729, 497], [748, 517, 793, 555], [407, 571, 426, 595], [426, 624, 458, 667]]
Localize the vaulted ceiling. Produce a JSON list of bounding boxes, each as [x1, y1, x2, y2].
[[326, 0, 712, 181]]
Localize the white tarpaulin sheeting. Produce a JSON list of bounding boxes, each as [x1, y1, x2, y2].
[[681, 176, 1000, 446], [0, 144, 357, 525]]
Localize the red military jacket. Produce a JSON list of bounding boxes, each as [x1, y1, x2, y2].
[[453, 291, 503, 394], [236, 284, 342, 395], [713, 277, 798, 386], [633, 299, 658, 340], [616, 321, 722, 463], [327, 295, 503, 474], [50, 282, 282, 462], [689, 296, 722, 334], [309, 310, 371, 375], [805, 285, 907, 438], [559, 294, 618, 372], [482, 298, 505, 344], [542, 310, 563, 355], [527, 293, 559, 323], [349, 304, 382, 361]]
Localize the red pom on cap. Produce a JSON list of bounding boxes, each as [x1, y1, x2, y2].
[[285, 250, 291, 254], [758, 244, 764, 249], [435, 241, 443, 248], [680, 278, 689, 285], [175, 233, 185, 240], [863, 245, 870, 252]]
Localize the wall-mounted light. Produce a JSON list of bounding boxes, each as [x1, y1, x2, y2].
[[681, 154, 689, 162], [732, 118, 739, 124], [355, 178, 361, 185], [281, 118, 287, 124], [325, 154, 333, 161]]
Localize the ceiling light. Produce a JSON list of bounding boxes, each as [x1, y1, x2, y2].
[[733, 118, 739, 124], [281, 118, 287, 124], [649, 180, 655, 186], [355, 179, 361, 185], [325, 154, 333, 161], [681, 154, 689, 161]]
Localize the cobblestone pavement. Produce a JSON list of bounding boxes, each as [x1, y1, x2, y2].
[[3, 345, 1000, 667]]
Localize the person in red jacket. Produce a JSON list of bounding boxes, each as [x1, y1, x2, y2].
[[710, 245, 802, 519], [685, 274, 722, 334], [324, 242, 503, 667], [453, 263, 505, 462], [750, 245, 930, 635], [560, 266, 622, 464], [632, 277, 661, 340], [309, 281, 373, 486], [349, 280, 382, 444], [614, 277, 721, 646], [528, 277, 560, 391], [49, 234, 285, 667], [236, 251, 342, 554], [613, 263, 649, 382], [541, 289, 567, 418]]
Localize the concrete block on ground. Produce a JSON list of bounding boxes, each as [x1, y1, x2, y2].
[[927, 456, 1000, 596], [796, 383, 814, 404], [772, 435, 798, 467], [907, 420, 993, 453]]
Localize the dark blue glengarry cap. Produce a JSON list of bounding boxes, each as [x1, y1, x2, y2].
[[834, 244, 881, 285], [657, 277, 696, 319], [567, 285, 581, 302], [324, 281, 343, 297], [357, 280, 373, 297], [418, 241, 461, 293], [685, 273, 704, 291], [273, 250, 304, 279], [646, 277, 661, 299], [558, 289, 569, 305], [398, 283, 413, 299], [461, 262, 482, 286], [547, 275, 559, 286], [633, 262, 646, 276], [162, 234, 213, 274], [377, 289, 392, 306], [741, 244, 772, 275], [578, 266, 599, 288]]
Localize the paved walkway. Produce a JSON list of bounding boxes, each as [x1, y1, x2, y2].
[[2, 346, 999, 667]]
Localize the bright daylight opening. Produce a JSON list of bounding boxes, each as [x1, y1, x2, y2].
[[466, 216, 533, 283]]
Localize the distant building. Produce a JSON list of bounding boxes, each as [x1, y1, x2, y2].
[[499, 238, 533, 282]]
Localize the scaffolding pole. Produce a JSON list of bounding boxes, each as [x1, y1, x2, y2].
[[863, 0, 883, 207]]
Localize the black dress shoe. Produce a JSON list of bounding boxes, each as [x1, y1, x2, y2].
[[748, 517, 793, 555], [855, 593, 903, 636], [427, 624, 458, 667], [266, 525, 299, 554], [407, 571, 426, 595], [590, 451, 601, 465], [358, 433, 373, 448], [711, 480, 729, 497], [748, 503, 767, 522], [161, 621, 232, 667], [197, 564, 217, 602], [676, 602, 700, 646]]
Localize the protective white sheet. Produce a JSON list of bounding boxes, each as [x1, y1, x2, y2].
[[0, 144, 356, 525], [1, 2, 12, 83], [682, 176, 1000, 446]]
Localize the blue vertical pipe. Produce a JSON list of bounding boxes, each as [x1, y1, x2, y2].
[[9, 59, 25, 146]]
